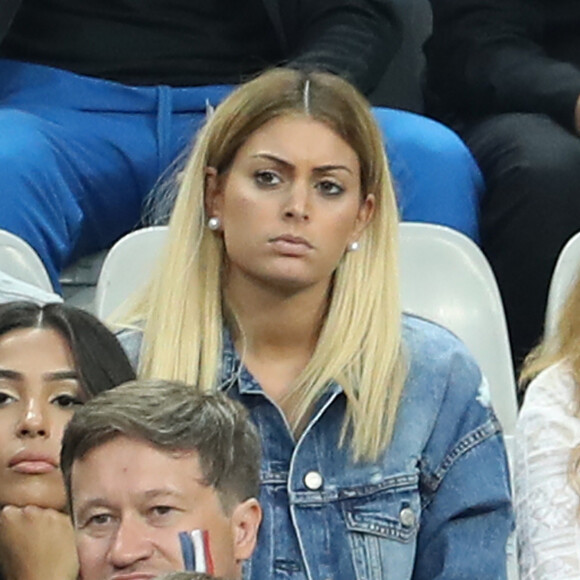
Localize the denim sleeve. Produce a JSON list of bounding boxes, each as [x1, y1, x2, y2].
[[412, 351, 514, 580], [115, 327, 143, 371]]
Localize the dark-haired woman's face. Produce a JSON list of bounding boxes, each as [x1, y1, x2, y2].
[[0, 327, 83, 510]]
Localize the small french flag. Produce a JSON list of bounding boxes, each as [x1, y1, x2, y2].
[[179, 529, 215, 574]]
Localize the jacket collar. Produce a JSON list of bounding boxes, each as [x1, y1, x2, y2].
[[218, 326, 343, 404]]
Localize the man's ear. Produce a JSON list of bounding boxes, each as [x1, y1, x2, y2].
[[230, 498, 262, 563], [205, 166, 224, 220]]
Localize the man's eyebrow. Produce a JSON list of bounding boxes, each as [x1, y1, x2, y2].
[[143, 488, 188, 501], [74, 498, 111, 521], [251, 153, 354, 175], [74, 488, 190, 521]]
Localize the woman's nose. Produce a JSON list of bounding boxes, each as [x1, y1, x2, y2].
[[17, 398, 50, 438], [283, 182, 311, 221]]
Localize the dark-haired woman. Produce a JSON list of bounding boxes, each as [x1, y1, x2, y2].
[[0, 301, 135, 580]]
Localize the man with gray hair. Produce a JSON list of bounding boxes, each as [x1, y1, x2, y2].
[[61, 380, 262, 580]]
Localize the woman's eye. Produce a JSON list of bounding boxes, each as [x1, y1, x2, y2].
[[254, 170, 281, 187], [0, 392, 16, 406], [317, 180, 344, 196], [52, 394, 83, 409]]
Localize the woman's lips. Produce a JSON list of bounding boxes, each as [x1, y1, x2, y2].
[[11, 461, 56, 474], [9, 452, 58, 474], [269, 235, 313, 256]]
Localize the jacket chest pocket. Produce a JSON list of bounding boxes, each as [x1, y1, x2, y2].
[[340, 478, 419, 580]]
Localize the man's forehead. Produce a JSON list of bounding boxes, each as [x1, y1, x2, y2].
[[70, 436, 204, 500], [74, 435, 199, 467]]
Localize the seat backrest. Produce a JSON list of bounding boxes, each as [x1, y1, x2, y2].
[[97, 221, 519, 579], [95, 226, 169, 319], [96, 222, 518, 434], [545, 231, 580, 340], [399, 222, 517, 436], [400, 223, 519, 580], [0, 229, 53, 293]]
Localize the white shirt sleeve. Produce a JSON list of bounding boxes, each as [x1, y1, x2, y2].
[[515, 361, 580, 579]]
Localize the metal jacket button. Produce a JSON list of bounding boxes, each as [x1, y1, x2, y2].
[[399, 507, 416, 527], [304, 470, 323, 490]]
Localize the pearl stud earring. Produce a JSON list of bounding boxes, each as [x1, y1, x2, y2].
[[348, 241, 360, 252], [207, 217, 221, 231]]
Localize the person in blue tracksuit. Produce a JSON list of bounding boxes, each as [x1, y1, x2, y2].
[[0, 0, 482, 289]]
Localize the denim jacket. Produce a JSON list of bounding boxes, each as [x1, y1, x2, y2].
[[120, 314, 513, 580]]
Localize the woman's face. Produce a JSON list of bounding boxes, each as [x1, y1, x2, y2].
[[207, 115, 374, 295], [0, 327, 82, 511]]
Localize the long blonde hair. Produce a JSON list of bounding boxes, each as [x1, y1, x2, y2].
[[520, 272, 580, 496], [120, 68, 406, 461], [520, 273, 580, 388]]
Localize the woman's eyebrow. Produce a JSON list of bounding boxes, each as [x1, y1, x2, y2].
[[251, 153, 353, 175], [0, 369, 79, 382], [251, 153, 292, 168], [312, 164, 353, 175], [44, 370, 79, 382]]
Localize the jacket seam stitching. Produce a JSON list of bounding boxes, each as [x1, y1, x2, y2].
[[421, 415, 501, 501]]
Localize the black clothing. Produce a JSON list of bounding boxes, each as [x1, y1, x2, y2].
[[465, 113, 580, 365], [0, 0, 19, 41], [1, 0, 280, 87], [425, 0, 580, 131], [0, 0, 401, 94], [425, 0, 580, 366]]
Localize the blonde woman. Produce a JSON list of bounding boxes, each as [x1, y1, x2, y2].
[[118, 68, 512, 580], [516, 275, 580, 579]]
